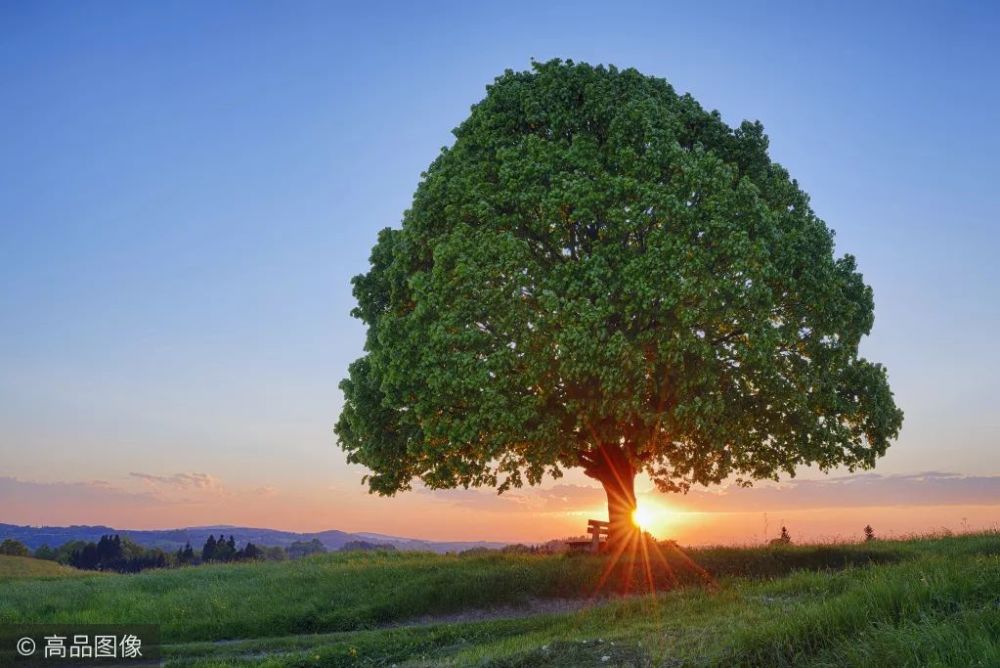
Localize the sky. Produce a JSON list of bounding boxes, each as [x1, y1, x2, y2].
[[1, 1, 998, 545]]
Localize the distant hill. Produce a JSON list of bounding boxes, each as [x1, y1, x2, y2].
[[0, 523, 509, 554], [0, 554, 90, 581]]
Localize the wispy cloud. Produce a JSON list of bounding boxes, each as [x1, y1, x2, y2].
[[0, 472, 278, 518], [535, 484, 606, 511], [0, 474, 285, 530], [129, 472, 224, 492], [674, 472, 1000, 511], [0, 476, 160, 509], [409, 472, 1000, 515], [417, 483, 612, 513], [416, 486, 531, 511]]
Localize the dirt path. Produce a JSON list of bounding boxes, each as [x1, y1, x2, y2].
[[165, 596, 643, 664], [386, 594, 623, 628]]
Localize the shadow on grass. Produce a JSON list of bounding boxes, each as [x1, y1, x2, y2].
[[563, 537, 910, 597], [688, 543, 907, 580]]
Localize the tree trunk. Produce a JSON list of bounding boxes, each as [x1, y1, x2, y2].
[[601, 467, 638, 553], [585, 443, 639, 553]]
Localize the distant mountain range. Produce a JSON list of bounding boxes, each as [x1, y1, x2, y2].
[[0, 523, 510, 554]]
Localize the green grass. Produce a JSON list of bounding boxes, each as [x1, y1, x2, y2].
[[0, 554, 92, 581], [3, 532, 999, 666]]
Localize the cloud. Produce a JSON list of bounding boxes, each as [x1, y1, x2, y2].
[[405, 472, 1000, 515], [535, 484, 606, 511], [0, 474, 285, 529], [415, 486, 531, 512], [0, 473, 276, 520], [674, 472, 1000, 512], [0, 476, 160, 509], [416, 483, 606, 513], [129, 472, 224, 491]]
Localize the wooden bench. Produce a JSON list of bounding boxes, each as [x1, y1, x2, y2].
[[566, 519, 609, 553]]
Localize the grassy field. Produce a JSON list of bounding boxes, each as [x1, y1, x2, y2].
[[1, 533, 998, 666], [0, 554, 93, 581]]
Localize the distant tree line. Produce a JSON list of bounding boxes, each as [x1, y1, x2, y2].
[[1, 533, 397, 573], [340, 540, 396, 553], [67, 535, 168, 572], [458, 544, 544, 557], [184, 534, 260, 564]]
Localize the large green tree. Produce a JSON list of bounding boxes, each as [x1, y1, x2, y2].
[[336, 60, 903, 548]]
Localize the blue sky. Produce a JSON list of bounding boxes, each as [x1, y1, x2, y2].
[[1, 1, 998, 537]]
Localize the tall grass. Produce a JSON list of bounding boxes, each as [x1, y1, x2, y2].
[[4, 532, 999, 666], [0, 535, 943, 643], [0, 551, 609, 641], [727, 553, 1000, 666], [160, 546, 1000, 667]]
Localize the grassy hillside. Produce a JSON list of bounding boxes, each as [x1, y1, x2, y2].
[[0, 537, 918, 639], [0, 554, 91, 581], [2, 532, 998, 666]]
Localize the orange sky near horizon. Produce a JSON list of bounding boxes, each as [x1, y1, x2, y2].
[[3, 471, 997, 546]]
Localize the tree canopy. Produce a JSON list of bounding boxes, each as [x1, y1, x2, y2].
[[335, 60, 903, 537]]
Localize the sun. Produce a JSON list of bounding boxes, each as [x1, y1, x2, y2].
[[632, 505, 655, 531], [630, 503, 680, 536]]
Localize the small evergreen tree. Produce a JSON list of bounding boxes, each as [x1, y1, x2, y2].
[[202, 535, 217, 562], [175, 542, 196, 564], [241, 542, 259, 560], [95, 535, 124, 566], [209, 535, 235, 562], [215, 534, 229, 561], [864, 525, 876, 542], [71, 542, 100, 569]]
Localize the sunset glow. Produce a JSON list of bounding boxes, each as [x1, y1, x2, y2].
[[632, 505, 653, 531], [631, 502, 676, 536]]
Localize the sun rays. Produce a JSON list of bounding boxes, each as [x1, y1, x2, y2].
[[629, 501, 685, 537], [586, 524, 717, 601]]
